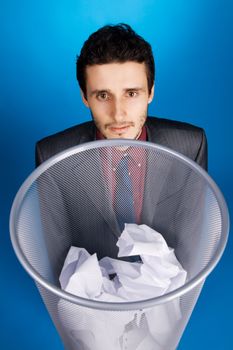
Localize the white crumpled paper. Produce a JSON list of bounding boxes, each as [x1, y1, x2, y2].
[[58, 224, 187, 350]]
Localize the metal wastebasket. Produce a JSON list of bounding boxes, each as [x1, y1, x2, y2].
[[10, 140, 229, 350]]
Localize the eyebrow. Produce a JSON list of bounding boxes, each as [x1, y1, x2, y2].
[[90, 87, 146, 96]]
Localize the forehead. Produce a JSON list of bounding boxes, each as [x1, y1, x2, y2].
[[85, 62, 148, 90]]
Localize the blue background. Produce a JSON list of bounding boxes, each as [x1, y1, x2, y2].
[[1, 0, 232, 348]]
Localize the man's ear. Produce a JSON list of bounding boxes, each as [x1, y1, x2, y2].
[[80, 89, 89, 107], [148, 84, 155, 104]]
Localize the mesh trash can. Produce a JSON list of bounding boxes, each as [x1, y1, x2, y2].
[[10, 140, 229, 350]]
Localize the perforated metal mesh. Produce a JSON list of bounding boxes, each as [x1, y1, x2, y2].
[[10, 140, 229, 350]]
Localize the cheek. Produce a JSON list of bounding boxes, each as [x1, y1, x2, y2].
[[89, 102, 106, 121], [93, 116, 105, 129], [128, 98, 149, 113], [92, 113, 109, 130], [133, 104, 148, 125], [90, 101, 111, 119], [138, 114, 147, 127]]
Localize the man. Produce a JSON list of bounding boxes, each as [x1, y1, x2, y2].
[[35, 23, 207, 169], [35, 23, 207, 260], [35, 25, 208, 349]]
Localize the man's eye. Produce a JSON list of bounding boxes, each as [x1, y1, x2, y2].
[[127, 91, 138, 97], [97, 92, 109, 100]]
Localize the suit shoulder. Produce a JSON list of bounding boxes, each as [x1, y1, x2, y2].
[[147, 116, 204, 135], [146, 116, 207, 168], [37, 121, 94, 144], [35, 121, 95, 165], [147, 116, 205, 145]]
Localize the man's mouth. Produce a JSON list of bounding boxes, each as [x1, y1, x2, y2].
[[107, 123, 134, 134]]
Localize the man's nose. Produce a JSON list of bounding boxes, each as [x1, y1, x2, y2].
[[110, 98, 126, 122]]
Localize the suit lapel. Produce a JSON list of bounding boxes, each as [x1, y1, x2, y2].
[[141, 148, 173, 226], [72, 148, 120, 239], [142, 120, 193, 226], [141, 121, 172, 225]]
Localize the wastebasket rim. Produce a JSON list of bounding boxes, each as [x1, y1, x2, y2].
[[9, 139, 230, 311]]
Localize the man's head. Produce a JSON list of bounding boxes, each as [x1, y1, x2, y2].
[[76, 24, 155, 139]]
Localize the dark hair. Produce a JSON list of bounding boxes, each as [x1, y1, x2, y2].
[[76, 23, 155, 97]]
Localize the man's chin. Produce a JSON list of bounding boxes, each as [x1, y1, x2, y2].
[[105, 133, 138, 140], [101, 133, 138, 151]]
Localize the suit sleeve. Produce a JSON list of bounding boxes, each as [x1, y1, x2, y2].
[[195, 129, 208, 171]]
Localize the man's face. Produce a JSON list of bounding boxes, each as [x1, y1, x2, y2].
[[81, 62, 154, 139]]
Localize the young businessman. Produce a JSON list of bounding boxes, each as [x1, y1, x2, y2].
[[35, 24, 208, 260], [35, 23, 207, 170], [34, 25, 208, 348]]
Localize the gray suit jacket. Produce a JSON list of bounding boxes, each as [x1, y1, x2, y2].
[[35, 117, 208, 273], [36, 116, 207, 169]]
